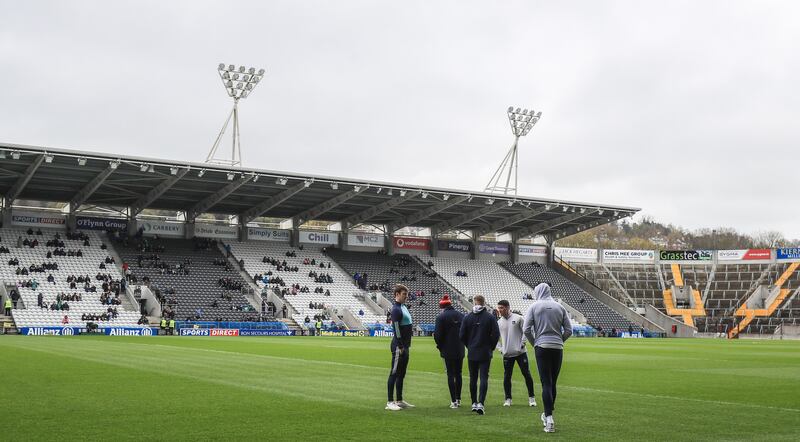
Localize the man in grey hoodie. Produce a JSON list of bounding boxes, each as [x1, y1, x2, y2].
[[523, 283, 572, 433]]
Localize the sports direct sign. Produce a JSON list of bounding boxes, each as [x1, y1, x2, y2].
[[717, 249, 772, 261], [393, 236, 430, 251], [11, 211, 66, 228], [602, 249, 655, 263], [554, 247, 598, 262], [180, 328, 240, 336]]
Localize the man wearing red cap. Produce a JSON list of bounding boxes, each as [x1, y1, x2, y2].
[[434, 294, 465, 409]]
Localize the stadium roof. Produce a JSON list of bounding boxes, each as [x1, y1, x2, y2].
[[0, 142, 639, 239]]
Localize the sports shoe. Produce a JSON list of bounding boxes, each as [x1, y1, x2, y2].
[[385, 401, 402, 411], [503, 398, 512, 407], [455, 399, 461, 407], [476, 403, 485, 415], [396, 400, 415, 409], [529, 396, 537, 407], [449, 401, 458, 409], [541, 412, 547, 427], [471, 403, 478, 413], [544, 415, 555, 433]]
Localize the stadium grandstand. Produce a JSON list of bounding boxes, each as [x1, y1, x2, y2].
[[0, 142, 644, 336], [2, 142, 799, 341], [556, 248, 800, 338]]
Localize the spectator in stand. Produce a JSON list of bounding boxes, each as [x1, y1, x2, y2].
[[281, 304, 288, 319], [62, 315, 69, 325], [37, 292, 43, 308]]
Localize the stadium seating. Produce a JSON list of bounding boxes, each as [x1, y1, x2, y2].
[[565, 260, 800, 335], [570, 263, 664, 310], [114, 237, 260, 322], [500, 262, 638, 331], [224, 241, 385, 327], [327, 250, 467, 324], [426, 257, 536, 314], [1, 228, 140, 327]]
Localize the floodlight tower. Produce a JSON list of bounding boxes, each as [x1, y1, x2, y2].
[[484, 106, 542, 195], [205, 63, 266, 167]]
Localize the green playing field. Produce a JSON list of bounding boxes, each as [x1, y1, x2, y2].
[[1, 336, 798, 441]]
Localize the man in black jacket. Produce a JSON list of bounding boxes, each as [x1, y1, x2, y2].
[[433, 295, 464, 409], [459, 295, 500, 415]]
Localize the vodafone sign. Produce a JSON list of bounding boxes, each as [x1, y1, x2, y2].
[[717, 249, 771, 261], [394, 236, 430, 250]]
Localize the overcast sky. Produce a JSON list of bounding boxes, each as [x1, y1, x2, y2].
[[1, 1, 798, 238]]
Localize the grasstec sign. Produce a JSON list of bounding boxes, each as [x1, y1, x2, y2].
[[659, 250, 713, 261]]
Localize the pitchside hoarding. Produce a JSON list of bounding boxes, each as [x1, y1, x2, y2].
[[437, 240, 472, 253], [658, 250, 713, 261], [393, 236, 430, 251], [777, 248, 800, 261], [602, 249, 656, 263], [716, 249, 772, 261], [19, 327, 82, 335], [319, 330, 367, 337], [11, 211, 66, 228], [103, 327, 159, 336], [140, 220, 185, 237], [248, 227, 290, 242], [554, 247, 598, 262], [76, 216, 129, 231], [194, 223, 238, 239], [347, 233, 384, 248], [299, 231, 339, 246], [478, 242, 510, 255]]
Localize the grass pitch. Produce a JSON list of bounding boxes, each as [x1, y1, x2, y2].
[[1, 336, 799, 441]]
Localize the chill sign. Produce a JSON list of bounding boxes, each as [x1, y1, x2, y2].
[[299, 231, 339, 246]]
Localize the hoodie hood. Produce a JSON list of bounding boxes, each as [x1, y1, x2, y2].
[[472, 304, 486, 314], [533, 283, 553, 301]]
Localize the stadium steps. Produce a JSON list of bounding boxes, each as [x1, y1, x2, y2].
[[662, 264, 706, 327], [729, 262, 800, 338], [0, 314, 17, 334], [217, 242, 266, 311]]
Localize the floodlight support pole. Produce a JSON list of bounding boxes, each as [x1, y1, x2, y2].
[[207, 103, 237, 165], [485, 136, 519, 196], [232, 100, 241, 166]]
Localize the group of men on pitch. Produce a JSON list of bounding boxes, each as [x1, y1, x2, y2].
[[385, 283, 572, 433]]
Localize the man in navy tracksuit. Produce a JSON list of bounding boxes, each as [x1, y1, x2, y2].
[[459, 295, 500, 415], [386, 284, 414, 411], [433, 294, 465, 408]]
